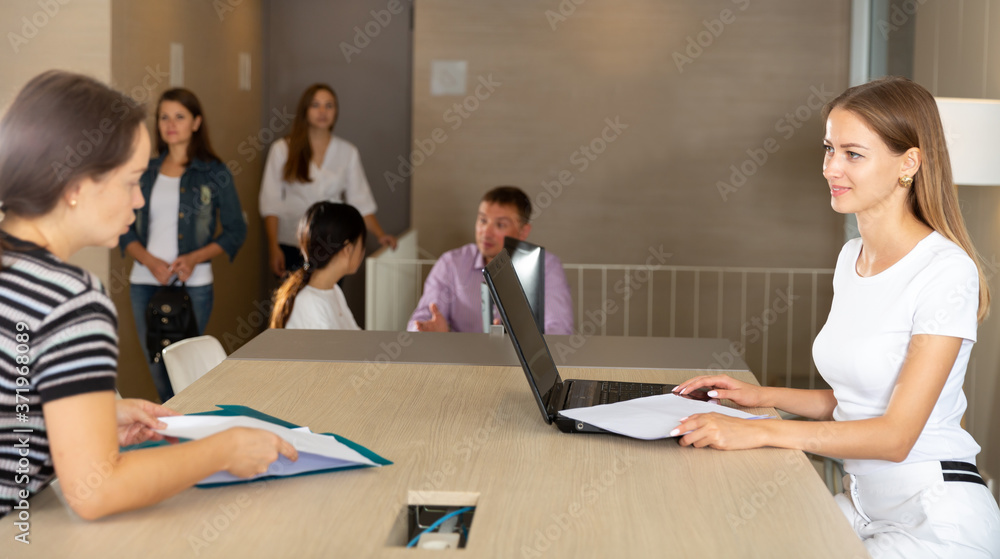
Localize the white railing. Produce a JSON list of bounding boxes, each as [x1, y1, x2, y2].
[[366, 249, 835, 391], [364, 230, 421, 331]]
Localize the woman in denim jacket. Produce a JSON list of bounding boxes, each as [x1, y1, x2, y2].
[[119, 88, 246, 402]]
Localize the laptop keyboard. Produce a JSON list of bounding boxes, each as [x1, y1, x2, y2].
[[598, 381, 664, 404]]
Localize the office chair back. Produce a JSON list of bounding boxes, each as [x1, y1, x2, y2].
[[161, 335, 228, 394]]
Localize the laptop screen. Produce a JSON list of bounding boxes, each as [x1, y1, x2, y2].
[[503, 237, 545, 332], [483, 249, 561, 422]]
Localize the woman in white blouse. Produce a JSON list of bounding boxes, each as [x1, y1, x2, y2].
[[259, 84, 395, 277], [672, 77, 999, 557], [269, 202, 366, 330]]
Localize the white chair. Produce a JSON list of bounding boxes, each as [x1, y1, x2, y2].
[[161, 335, 228, 394]]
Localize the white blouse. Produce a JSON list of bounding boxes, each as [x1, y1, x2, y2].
[[285, 284, 360, 330], [812, 232, 980, 475], [259, 136, 377, 246], [130, 173, 212, 286]]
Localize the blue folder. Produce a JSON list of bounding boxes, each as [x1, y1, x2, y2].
[[124, 404, 392, 488]]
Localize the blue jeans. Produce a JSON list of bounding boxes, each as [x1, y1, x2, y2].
[[130, 283, 213, 402]]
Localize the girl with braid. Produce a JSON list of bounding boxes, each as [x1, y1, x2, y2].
[[269, 202, 366, 330]]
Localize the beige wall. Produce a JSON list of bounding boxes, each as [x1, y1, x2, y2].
[[0, 0, 266, 402], [0, 0, 112, 286], [914, 0, 1000, 486], [412, 0, 850, 269], [110, 0, 265, 400], [411, 0, 850, 385], [0, 0, 111, 103]]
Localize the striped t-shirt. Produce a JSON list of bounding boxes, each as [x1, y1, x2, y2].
[[1, 233, 118, 518]]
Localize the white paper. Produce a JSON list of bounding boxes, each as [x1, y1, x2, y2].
[[557, 394, 771, 440], [156, 415, 378, 485]]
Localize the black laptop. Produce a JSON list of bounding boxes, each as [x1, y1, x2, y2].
[[483, 249, 706, 434]]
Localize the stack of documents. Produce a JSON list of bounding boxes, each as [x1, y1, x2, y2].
[[154, 406, 391, 487], [557, 393, 773, 440]]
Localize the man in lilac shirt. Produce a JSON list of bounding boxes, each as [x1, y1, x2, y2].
[[408, 186, 574, 334]]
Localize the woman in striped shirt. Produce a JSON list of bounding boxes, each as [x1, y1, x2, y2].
[[0, 71, 297, 520]]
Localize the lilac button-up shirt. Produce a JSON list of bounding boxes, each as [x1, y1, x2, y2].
[[407, 243, 574, 334]]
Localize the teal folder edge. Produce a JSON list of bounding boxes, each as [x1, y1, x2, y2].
[[122, 404, 392, 488]]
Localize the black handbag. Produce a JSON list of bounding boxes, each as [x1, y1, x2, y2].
[[145, 280, 199, 364]]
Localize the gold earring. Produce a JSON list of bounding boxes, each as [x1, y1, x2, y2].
[[898, 176, 913, 188], [69, 199, 78, 208]]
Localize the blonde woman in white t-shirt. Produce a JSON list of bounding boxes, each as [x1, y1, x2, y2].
[[259, 84, 395, 278], [672, 77, 999, 557], [269, 202, 366, 330]]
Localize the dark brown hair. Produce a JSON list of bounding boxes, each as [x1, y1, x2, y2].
[[282, 84, 338, 183], [155, 88, 221, 164], [269, 202, 366, 328], [482, 186, 532, 225], [0, 70, 145, 257], [824, 76, 990, 321]]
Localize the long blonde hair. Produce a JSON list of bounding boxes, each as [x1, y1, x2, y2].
[[824, 76, 990, 322]]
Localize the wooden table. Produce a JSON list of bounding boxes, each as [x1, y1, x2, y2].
[[3, 334, 867, 558], [229, 329, 750, 371]]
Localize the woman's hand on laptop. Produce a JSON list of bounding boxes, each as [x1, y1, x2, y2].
[[671, 375, 767, 409]]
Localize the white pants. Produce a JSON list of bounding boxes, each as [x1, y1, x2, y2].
[[835, 460, 1000, 558]]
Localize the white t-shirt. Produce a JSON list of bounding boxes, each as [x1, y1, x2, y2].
[[130, 173, 213, 287], [285, 284, 360, 330], [258, 136, 378, 247], [812, 232, 981, 475]]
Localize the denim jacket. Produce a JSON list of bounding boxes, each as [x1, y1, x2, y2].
[[119, 155, 247, 261]]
